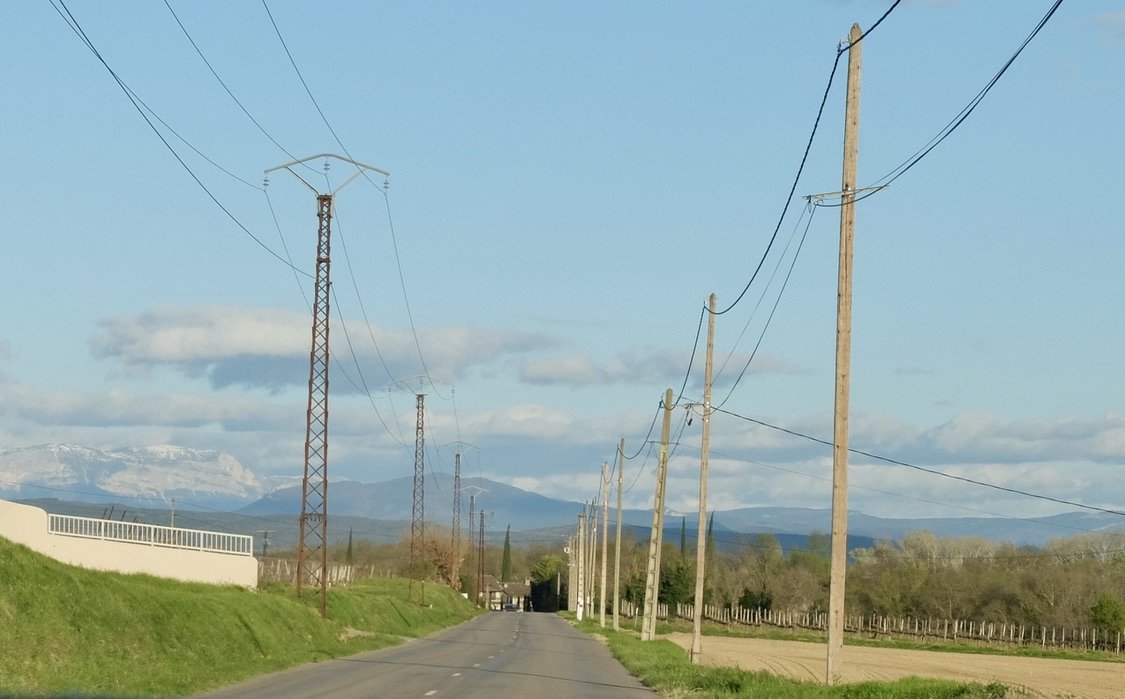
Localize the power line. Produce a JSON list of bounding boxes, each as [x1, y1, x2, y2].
[[324, 200, 409, 441], [378, 185, 436, 389], [48, 0, 308, 277], [259, 1, 436, 392], [714, 32, 847, 316], [819, 0, 1065, 208], [672, 305, 707, 408], [259, 0, 350, 156], [712, 406, 1125, 519], [329, 286, 410, 448], [162, 0, 316, 175], [664, 436, 1111, 538], [716, 202, 817, 409]]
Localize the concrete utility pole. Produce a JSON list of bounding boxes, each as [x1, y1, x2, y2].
[[266, 153, 388, 619], [691, 293, 717, 664], [468, 493, 476, 602], [576, 507, 586, 620], [410, 393, 426, 604], [462, 484, 486, 605], [827, 23, 862, 686], [478, 510, 486, 609], [600, 461, 610, 627], [567, 534, 577, 612], [613, 438, 624, 631], [586, 501, 597, 615], [641, 388, 675, 641]]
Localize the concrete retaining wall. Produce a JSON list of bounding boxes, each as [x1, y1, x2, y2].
[[0, 499, 257, 588]]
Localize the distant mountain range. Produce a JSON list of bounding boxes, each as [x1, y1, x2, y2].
[[3, 443, 1123, 549], [0, 444, 268, 511]]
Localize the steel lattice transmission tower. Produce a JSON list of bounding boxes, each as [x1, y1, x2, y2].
[[450, 452, 461, 590], [265, 153, 388, 618], [409, 393, 426, 602]]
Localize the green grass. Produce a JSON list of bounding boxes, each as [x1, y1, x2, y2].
[[570, 616, 1008, 699], [0, 538, 480, 697]]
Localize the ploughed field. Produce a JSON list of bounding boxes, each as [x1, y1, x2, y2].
[[666, 632, 1125, 698]]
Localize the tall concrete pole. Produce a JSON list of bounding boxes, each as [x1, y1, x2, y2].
[[467, 493, 476, 604], [567, 534, 577, 612], [576, 507, 586, 621], [827, 22, 862, 686], [587, 501, 597, 614], [613, 438, 624, 631], [641, 388, 675, 641], [691, 293, 717, 664], [478, 510, 486, 609], [599, 461, 610, 627]]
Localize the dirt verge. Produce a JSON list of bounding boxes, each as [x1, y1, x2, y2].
[[665, 632, 1124, 698]]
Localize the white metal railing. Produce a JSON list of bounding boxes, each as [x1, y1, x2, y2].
[[47, 513, 253, 556]]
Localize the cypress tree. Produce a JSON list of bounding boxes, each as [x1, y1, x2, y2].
[[706, 512, 716, 563], [501, 524, 512, 582]]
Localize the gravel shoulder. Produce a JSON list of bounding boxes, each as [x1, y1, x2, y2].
[[665, 632, 1125, 698]]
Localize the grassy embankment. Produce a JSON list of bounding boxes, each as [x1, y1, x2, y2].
[[0, 537, 479, 697], [571, 615, 1008, 699]]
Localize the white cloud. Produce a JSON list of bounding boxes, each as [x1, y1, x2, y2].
[[519, 348, 799, 388], [482, 404, 575, 439], [0, 383, 292, 432], [1097, 11, 1125, 44], [90, 305, 555, 392]]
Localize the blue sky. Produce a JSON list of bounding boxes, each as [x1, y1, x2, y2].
[[2, 1, 1124, 525]]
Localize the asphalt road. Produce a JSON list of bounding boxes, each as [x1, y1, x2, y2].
[[198, 612, 655, 698]]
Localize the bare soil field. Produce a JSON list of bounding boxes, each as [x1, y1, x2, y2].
[[665, 632, 1125, 698]]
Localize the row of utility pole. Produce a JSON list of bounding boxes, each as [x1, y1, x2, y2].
[[574, 294, 715, 659], [279, 16, 862, 687], [573, 22, 864, 686]]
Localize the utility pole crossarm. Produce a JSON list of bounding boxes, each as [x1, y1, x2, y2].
[[803, 185, 886, 205]]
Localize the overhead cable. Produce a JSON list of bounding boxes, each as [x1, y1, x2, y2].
[[49, 0, 308, 277], [820, 0, 1064, 208], [712, 406, 1125, 519]]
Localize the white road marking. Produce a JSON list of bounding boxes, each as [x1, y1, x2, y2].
[[423, 691, 437, 697], [451, 672, 462, 677]]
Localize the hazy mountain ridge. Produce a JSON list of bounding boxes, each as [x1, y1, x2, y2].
[[243, 478, 1125, 547], [4, 444, 1122, 547]]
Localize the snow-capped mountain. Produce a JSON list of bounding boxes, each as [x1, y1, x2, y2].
[[0, 444, 268, 509]]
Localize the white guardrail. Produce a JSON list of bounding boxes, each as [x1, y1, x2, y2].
[[47, 513, 253, 556]]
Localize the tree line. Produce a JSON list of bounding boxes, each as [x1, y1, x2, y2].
[[305, 518, 1125, 636]]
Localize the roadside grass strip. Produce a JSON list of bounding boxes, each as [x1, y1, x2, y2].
[[570, 615, 1008, 699]]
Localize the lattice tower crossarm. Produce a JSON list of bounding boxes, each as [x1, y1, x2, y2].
[[297, 193, 333, 618]]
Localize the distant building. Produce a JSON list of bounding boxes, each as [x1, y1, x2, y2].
[[482, 575, 532, 611]]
